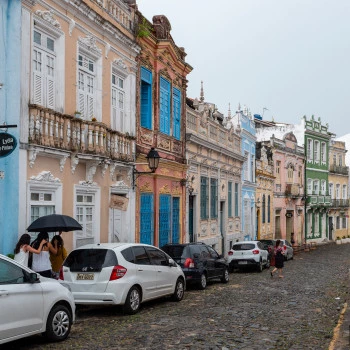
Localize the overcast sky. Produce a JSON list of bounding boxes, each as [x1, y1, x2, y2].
[[137, 0, 350, 138]]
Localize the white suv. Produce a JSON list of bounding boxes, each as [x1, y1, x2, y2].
[[0, 254, 75, 345], [227, 241, 270, 272], [59, 243, 185, 314]]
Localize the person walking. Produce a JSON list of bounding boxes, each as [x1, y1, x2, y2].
[[270, 239, 285, 278], [31, 232, 57, 278], [50, 233, 67, 279], [14, 233, 46, 267]]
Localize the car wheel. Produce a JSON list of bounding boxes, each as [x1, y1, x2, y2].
[[43, 304, 72, 342], [257, 259, 263, 272], [172, 278, 185, 301], [198, 273, 207, 290], [221, 268, 229, 283], [123, 286, 141, 315]]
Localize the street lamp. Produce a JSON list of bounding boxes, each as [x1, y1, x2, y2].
[[132, 147, 160, 189]]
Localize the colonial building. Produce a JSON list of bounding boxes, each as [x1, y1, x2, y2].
[[328, 140, 349, 240], [17, 0, 139, 252], [135, 14, 192, 247], [304, 116, 332, 242], [185, 94, 244, 254]]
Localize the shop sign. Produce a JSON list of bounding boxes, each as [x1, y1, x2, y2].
[[0, 133, 17, 158], [285, 212, 293, 218]]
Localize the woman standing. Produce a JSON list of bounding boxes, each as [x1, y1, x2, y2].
[[270, 239, 285, 278], [31, 232, 57, 278], [50, 234, 67, 279], [14, 233, 46, 267]]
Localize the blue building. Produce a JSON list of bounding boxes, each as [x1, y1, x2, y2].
[[0, 1, 21, 255]]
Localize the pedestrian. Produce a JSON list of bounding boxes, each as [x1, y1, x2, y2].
[[31, 231, 57, 278], [270, 239, 284, 278], [50, 233, 67, 279], [14, 233, 46, 267]]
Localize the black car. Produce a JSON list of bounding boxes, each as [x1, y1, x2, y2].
[[161, 242, 229, 290]]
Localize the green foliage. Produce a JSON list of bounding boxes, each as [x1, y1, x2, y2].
[[7, 253, 14, 259], [137, 18, 151, 38]]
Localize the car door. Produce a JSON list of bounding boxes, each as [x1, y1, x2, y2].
[[198, 245, 214, 278], [131, 246, 157, 300], [207, 246, 225, 277], [145, 246, 175, 297], [285, 240, 293, 259], [0, 258, 44, 342], [257, 242, 268, 263]]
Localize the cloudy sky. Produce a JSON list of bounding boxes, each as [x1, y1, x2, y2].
[[137, 0, 350, 138]]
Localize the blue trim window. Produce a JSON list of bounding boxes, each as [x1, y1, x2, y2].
[[210, 179, 218, 218], [172, 88, 181, 140], [159, 194, 171, 247], [228, 182, 233, 218], [200, 176, 209, 219], [140, 193, 154, 244], [172, 197, 180, 243], [140, 67, 152, 129], [234, 183, 239, 216], [160, 77, 170, 135]]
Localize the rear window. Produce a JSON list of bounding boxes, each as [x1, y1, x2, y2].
[[161, 245, 188, 258], [64, 249, 118, 272], [232, 244, 255, 251]]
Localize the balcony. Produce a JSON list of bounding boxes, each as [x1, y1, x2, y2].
[[329, 164, 349, 175], [331, 199, 350, 207], [285, 183, 300, 197], [28, 105, 135, 162]]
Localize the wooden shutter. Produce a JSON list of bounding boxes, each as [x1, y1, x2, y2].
[[159, 194, 171, 247], [173, 88, 181, 140], [46, 54, 55, 109], [140, 193, 154, 245], [140, 67, 152, 129], [172, 197, 180, 243], [33, 49, 43, 105], [160, 77, 170, 135], [111, 88, 117, 130]]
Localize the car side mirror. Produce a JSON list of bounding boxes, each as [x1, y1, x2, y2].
[[168, 258, 177, 267], [24, 271, 40, 283]]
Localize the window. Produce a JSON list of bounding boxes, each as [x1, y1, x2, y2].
[[244, 152, 249, 180], [262, 195, 266, 224], [200, 177, 209, 219], [307, 139, 313, 161], [228, 182, 233, 218], [111, 72, 125, 131], [336, 184, 340, 199], [314, 140, 320, 163], [329, 183, 334, 197], [210, 179, 218, 218], [267, 195, 271, 223], [313, 180, 319, 195], [159, 77, 171, 135], [78, 53, 95, 120], [307, 179, 312, 195], [140, 67, 152, 129], [145, 246, 168, 266], [298, 166, 302, 183], [76, 193, 95, 246], [339, 155, 343, 166], [0, 259, 26, 284], [321, 180, 326, 195], [321, 142, 326, 163], [287, 164, 293, 182], [276, 161, 281, 175], [234, 183, 239, 217], [132, 246, 151, 265], [172, 88, 181, 140], [333, 154, 336, 166], [342, 217, 347, 229], [32, 29, 56, 109], [336, 216, 340, 229], [342, 185, 347, 199]]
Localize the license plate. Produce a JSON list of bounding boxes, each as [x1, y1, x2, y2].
[[238, 261, 247, 265], [77, 273, 94, 280]]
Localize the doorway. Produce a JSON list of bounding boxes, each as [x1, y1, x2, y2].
[[189, 195, 194, 242], [328, 216, 333, 240]]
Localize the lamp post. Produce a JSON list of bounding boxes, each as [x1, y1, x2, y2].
[[132, 147, 160, 189]]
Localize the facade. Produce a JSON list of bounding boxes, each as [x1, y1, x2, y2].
[[328, 140, 349, 240], [18, 0, 139, 253], [0, 1, 22, 255], [185, 95, 244, 254], [255, 143, 275, 239], [135, 14, 192, 247], [304, 116, 332, 243]]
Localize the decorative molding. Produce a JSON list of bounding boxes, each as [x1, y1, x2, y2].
[[68, 18, 75, 36], [28, 149, 38, 168], [159, 168, 170, 176], [78, 180, 98, 187], [159, 184, 171, 194], [30, 171, 61, 183], [35, 10, 61, 29], [78, 35, 102, 55], [113, 58, 127, 70], [105, 42, 110, 58], [59, 155, 68, 172], [109, 162, 117, 180], [86, 162, 99, 182], [158, 137, 171, 151], [140, 132, 153, 145], [71, 155, 79, 174], [139, 182, 152, 192], [101, 162, 109, 177]]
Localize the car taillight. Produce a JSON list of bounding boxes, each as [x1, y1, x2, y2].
[[252, 249, 259, 254], [184, 258, 195, 268], [283, 245, 287, 250], [59, 266, 64, 280], [110, 265, 127, 281], [228, 251, 233, 256]]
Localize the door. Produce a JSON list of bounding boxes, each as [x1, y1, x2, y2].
[[189, 196, 194, 242], [220, 201, 225, 254], [140, 193, 154, 245], [207, 246, 225, 278], [110, 208, 122, 243], [0, 259, 43, 341], [286, 213, 293, 241], [329, 217, 333, 240], [172, 197, 180, 243], [159, 194, 171, 247], [275, 214, 281, 239]]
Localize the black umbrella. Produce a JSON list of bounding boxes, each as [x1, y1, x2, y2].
[[27, 214, 82, 232]]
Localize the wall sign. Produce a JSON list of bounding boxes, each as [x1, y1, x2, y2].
[[0, 133, 17, 158], [285, 212, 293, 218]]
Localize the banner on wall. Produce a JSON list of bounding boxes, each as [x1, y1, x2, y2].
[[110, 194, 129, 211]]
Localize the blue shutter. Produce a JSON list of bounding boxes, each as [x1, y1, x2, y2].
[[210, 179, 218, 218], [172, 197, 180, 243], [160, 77, 170, 135], [140, 67, 152, 129], [200, 177, 208, 219], [159, 194, 171, 247], [228, 182, 232, 217], [172, 88, 181, 140], [140, 193, 154, 244]]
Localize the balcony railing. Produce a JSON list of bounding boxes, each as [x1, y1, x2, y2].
[[331, 199, 350, 207], [285, 183, 300, 197], [28, 105, 135, 162], [329, 164, 349, 175]]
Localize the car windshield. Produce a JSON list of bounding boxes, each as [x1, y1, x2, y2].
[[232, 244, 255, 251], [64, 249, 118, 272]]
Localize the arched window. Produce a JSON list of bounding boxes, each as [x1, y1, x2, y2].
[[262, 194, 266, 224], [267, 195, 271, 223]]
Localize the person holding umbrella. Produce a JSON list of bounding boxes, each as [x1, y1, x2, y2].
[[31, 232, 57, 278]]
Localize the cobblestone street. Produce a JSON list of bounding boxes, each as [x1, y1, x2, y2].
[[3, 243, 350, 350]]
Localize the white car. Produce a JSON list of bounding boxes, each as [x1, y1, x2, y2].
[[279, 239, 294, 260], [0, 254, 75, 345], [59, 243, 186, 314], [227, 241, 270, 272]]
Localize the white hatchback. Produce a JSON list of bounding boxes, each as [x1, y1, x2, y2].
[[227, 241, 270, 272], [0, 254, 75, 345], [59, 243, 186, 314]]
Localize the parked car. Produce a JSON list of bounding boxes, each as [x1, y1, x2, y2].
[[256, 239, 276, 261], [0, 254, 75, 345], [59, 243, 185, 314], [161, 242, 229, 290], [279, 239, 294, 260], [227, 241, 270, 272]]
